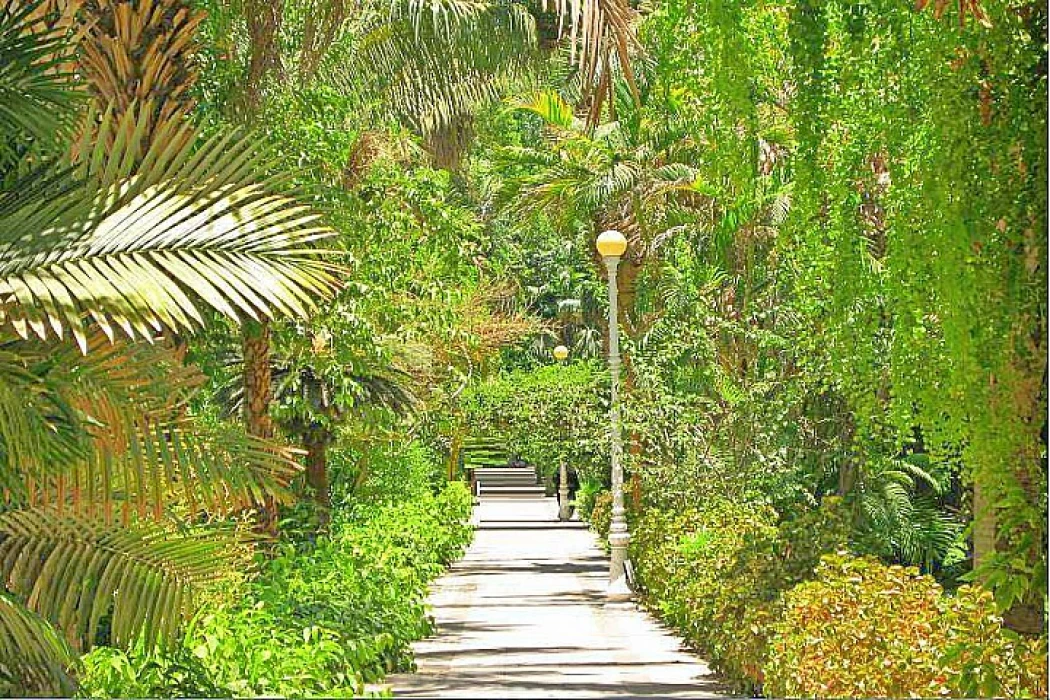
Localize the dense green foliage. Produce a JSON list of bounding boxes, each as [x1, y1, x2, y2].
[[467, 0, 1047, 694], [628, 498, 848, 690], [78, 444, 473, 698], [461, 363, 608, 485], [766, 555, 1047, 698]]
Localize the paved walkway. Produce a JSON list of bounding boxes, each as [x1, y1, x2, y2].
[[387, 497, 725, 698]]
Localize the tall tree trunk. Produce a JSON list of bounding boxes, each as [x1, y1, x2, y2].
[[423, 115, 474, 171], [240, 0, 283, 115], [243, 320, 276, 529], [242, 321, 274, 439], [304, 429, 330, 526], [972, 478, 997, 574], [237, 1, 283, 528]]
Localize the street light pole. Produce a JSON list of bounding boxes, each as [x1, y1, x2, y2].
[[553, 344, 571, 522], [596, 230, 631, 602]]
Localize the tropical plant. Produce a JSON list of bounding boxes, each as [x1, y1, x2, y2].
[[0, 1, 341, 690], [496, 89, 709, 340], [342, 0, 537, 169], [214, 329, 419, 517]]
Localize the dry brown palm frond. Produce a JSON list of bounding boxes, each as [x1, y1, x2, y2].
[[915, 0, 991, 27], [541, 0, 641, 124], [78, 0, 203, 132]]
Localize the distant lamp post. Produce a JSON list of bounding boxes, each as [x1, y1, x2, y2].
[[553, 344, 571, 521], [595, 229, 631, 602]]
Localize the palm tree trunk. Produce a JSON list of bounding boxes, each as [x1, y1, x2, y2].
[[243, 321, 276, 530], [304, 430, 331, 526], [242, 321, 274, 439]]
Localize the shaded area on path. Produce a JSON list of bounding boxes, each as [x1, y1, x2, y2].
[[387, 497, 726, 698]]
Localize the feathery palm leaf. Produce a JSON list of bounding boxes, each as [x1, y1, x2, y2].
[[500, 100, 706, 254], [0, 591, 75, 696], [0, 105, 341, 349], [0, 0, 77, 158], [0, 331, 302, 519], [0, 507, 238, 649], [514, 89, 576, 129], [342, 0, 535, 164]]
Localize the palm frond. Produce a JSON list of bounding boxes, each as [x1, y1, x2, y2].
[[342, 0, 535, 143], [0, 508, 237, 649], [0, 332, 302, 519], [0, 0, 77, 152], [514, 89, 576, 128], [0, 591, 76, 696], [0, 105, 341, 349], [541, 0, 641, 123]]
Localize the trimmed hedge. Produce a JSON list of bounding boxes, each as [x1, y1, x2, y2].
[[628, 497, 847, 692], [79, 482, 474, 698]]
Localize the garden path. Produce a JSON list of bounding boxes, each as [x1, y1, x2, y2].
[[386, 496, 725, 698]]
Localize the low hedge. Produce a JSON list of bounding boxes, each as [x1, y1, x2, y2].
[[619, 498, 1048, 697], [765, 554, 1048, 698], [79, 481, 474, 698], [628, 497, 847, 692]]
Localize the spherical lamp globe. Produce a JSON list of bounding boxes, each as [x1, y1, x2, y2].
[[595, 229, 628, 258], [553, 344, 569, 362]]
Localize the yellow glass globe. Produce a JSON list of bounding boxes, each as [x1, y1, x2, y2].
[[553, 344, 569, 361], [596, 229, 628, 257]]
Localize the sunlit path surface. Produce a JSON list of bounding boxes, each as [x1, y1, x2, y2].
[[388, 497, 725, 698]]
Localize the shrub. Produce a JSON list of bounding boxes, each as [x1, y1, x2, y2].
[[629, 497, 849, 693], [79, 481, 474, 698], [588, 490, 612, 541], [764, 554, 1048, 698], [628, 499, 779, 690], [940, 586, 1048, 698], [573, 479, 605, 521], [79, 645, 222, 699]]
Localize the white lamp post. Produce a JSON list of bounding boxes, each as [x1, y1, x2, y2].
[[595, 229, 631, 602], [553, 344, 571, 521]]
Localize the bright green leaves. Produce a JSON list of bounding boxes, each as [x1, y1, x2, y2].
[[0, 509, 239, 650], [513, 91, 576, 129], [0, 106, 341, 350]]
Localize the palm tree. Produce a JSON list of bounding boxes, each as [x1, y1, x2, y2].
[[0, 1, 339, 690], [340, 0, 644, 168], [223, 0, 640, 474], [340, 0, 537, 170], [496, 89, 709, 338], [215, 333, 419, 521]]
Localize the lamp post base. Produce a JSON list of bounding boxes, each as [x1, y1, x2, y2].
[[606, 575, 633, 603], [607, 526, 632, 601]]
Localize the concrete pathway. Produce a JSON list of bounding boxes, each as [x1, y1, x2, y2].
[[387, 497, 725, 698]]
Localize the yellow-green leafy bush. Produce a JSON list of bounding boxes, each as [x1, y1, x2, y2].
[[589, 491, 612, 541], [764, 554, 1048, 698], [629, 498, 849, 692]]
